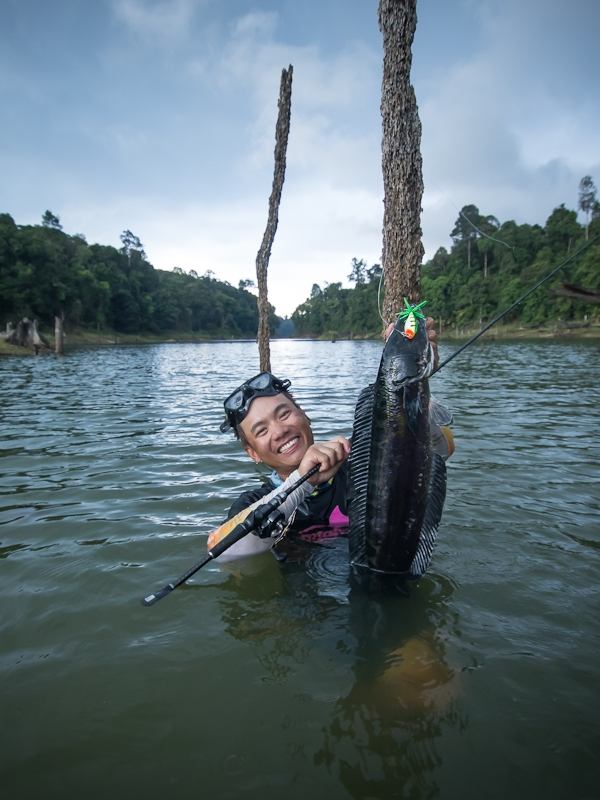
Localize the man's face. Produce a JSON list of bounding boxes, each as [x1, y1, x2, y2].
[[239, 393, 314, 477]]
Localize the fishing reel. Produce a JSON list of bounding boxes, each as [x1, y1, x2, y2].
[[251, 465, 321, 540], [250, 501, 286, 539]]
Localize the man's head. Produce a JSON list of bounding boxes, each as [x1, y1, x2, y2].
[[220, 372, 313, 477]]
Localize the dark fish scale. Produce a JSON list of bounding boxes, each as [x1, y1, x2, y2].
[[348, 320, 446, 577]]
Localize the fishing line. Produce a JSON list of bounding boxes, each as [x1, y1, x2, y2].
[[431, 233, 599, 376], [458, 208, 516, 253], [377, 261, 388, 326], [376, 206, 515, 329]]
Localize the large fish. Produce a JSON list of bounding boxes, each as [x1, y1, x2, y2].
[[348, 306, 447, 577]]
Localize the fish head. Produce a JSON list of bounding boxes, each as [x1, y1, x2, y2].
[[382, 312, 432, 384]]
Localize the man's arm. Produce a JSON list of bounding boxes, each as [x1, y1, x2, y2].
[[207, 470, 314, 559], [208, 437, 350, 561]]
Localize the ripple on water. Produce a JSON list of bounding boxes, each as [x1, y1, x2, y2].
[[0, 339, 599, 799]]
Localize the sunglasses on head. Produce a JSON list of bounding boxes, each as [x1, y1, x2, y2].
[[220, 372, 292, 433]]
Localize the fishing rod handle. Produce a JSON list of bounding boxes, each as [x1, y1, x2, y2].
[[142, 583, 175, 606], [141, 553, 213, 606], [208, 513, 259, 558]]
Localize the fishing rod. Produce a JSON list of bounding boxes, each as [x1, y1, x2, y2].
[[142, 464, 321, 607], [431, 234, 599, 376]]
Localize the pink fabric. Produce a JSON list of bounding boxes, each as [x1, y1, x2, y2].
[[295, 506, 350, 543], [329, 505, 349, 526], [298, 526, 345, 543]]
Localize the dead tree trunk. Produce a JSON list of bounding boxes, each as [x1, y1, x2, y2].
[[553, 283, 600, 304], [6, 318, 50, 353], [379, 0, 424, 326], [255, 65, 293, 373], [54, 315, 65, 355]]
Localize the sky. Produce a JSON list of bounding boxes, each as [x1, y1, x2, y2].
[[1, 0, 598, 317]]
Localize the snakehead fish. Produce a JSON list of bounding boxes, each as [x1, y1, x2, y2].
[[348, 308, 446, 577]]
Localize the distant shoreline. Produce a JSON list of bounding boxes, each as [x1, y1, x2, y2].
[[1, 322, 599, 357]]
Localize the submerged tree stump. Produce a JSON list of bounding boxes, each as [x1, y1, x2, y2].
[[6, 318, 51, 353], [256, 65, 293, 373], [54, 315, 65, 355], [379, 0, 424, 326]]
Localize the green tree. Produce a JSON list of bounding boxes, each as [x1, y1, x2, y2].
[[544, 205, 581, 255], [0, 212, 279, 337], [578, 175, 597, 240], [42, 210, 62, 230], [450, 205, 483, 271], [119, 229, 146, 261], [347, 257, 367, 285]]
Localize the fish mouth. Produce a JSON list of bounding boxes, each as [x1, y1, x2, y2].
[[277, 436, 300, 455], [391, 343, 436, 386]]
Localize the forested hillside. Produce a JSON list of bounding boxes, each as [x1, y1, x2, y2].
[[0, 212, 278, 338], [292, 198, 600, 338], [3, 194, 599, 343]]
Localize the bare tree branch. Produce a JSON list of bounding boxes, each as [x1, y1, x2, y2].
[[256, 65, 293, 372], [553, 283, 600, 304]]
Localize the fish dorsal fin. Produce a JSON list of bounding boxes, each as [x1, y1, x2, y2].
[[348, 383, 375, 567]]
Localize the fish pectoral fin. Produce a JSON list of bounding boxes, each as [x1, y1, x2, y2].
[[440, 426, 455, 458], [429, 396, 453, 427]]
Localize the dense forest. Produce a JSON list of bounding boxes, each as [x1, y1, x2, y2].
[[2, 182, 599, 343], [0, 211, 278, 338], [292, 187, 600, 338]]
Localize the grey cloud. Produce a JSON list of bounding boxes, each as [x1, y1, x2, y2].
[[416, 0, 600, 253], [111, 0, 203, 40]]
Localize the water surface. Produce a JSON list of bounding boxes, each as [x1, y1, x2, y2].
[[1, 338, 598, 799]]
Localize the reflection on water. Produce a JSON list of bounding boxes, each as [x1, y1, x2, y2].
[[214, 540, 462, 799], [0, 338, 599, 799]]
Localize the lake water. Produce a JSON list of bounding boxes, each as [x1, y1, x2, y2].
[[1, 338, 598, 800]]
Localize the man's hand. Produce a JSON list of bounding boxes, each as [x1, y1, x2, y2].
[[384, 316, 439, 370], [298, 436, 350, 485]]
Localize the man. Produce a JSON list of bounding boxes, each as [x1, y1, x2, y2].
[[207, 319, 452, 558]]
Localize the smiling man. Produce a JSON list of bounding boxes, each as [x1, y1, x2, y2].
[[208, 319, 450, 558], [219, 372, 351, 536]]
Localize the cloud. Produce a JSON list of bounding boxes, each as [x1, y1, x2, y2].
[[111, 0, 203, 41], [56, 168, 382, 318], [209, 11, 381, 175], [4, 0, 598, 319], [230, 10, 278, 41], [142, 7, 384, 313], [3, 1, 387, 320], [417, 0, 600, 253]]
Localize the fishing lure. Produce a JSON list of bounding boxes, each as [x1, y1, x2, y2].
[[397, 298, 427, 339]]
